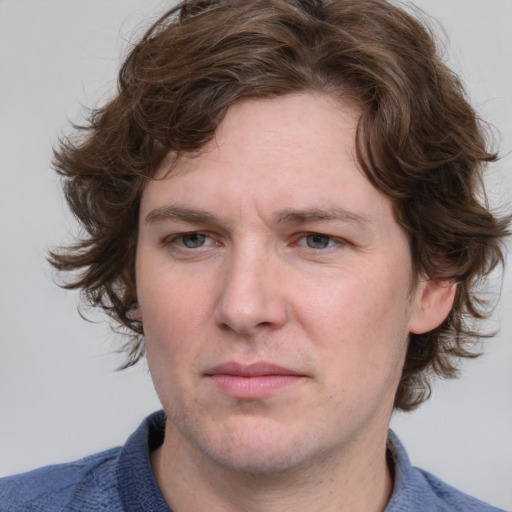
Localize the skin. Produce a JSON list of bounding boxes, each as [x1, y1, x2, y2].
[[135, 92, 455, 512]]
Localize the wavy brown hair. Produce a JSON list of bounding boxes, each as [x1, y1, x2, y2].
[[50, 0, 510, 411]]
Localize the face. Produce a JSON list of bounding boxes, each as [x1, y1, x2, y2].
[[136, 93, 432, 475]]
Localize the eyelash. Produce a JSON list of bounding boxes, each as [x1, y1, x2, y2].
[[296, 233, 345, 250], [162, 231, 347, 252], [163, 232, 216, 250]]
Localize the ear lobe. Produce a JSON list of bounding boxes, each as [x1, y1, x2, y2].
[[128, 302, 143, 322], [409, 280, 457, 334]]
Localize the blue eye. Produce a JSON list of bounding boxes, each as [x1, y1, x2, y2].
[[304, 234, 335, 249], [180, 233, 207, 248]]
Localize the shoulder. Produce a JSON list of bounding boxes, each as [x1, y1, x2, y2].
[[0, 411, 167, 512], [387, 431, 506, 512], [413, 468, 506, 512], [0, 447, 123, 512]]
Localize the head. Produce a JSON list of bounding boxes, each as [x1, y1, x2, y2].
[[51, 0, 509, 411]]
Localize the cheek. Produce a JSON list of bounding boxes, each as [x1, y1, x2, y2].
[[305, 266, 409, 330], [302, 268, 412, 373], [137, 272, 204, 375], [142, 301, 201, 411], [138, 258, 213, 331], [303, 277, 411, 423]]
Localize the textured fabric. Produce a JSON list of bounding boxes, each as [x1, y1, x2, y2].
[[0, 412, 170, 512], [384, 431, 506, 512], [0, 411, 505, 511]]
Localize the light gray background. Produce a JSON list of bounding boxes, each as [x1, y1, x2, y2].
[[0, 1, 511, 509]]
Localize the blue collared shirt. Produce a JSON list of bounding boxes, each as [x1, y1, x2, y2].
[[0, 411, 506, 511]]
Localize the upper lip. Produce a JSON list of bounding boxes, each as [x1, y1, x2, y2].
[[205, 362, 301, 377]]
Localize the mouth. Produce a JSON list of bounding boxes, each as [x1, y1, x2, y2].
[[204, 362, 306, 399]]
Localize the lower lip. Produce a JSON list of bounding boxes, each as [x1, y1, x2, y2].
[[209, 374, 303, 399]]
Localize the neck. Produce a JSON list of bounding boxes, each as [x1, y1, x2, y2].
[[151, 422, 393, 512]]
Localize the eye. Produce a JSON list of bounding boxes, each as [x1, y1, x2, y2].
[[163, 232, 213, 250], [301, 233, 337, 249], [160, 231, 222, 259], [179, 233, 208, 248]]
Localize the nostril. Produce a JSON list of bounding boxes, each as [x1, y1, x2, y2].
[[218, 320, 272, 332], [214, 274, 288, 334]]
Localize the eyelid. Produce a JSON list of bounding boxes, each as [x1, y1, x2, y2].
[[295, 232, 348, 249], [161, 230, 348, 249], [162, 231, 216, 248]]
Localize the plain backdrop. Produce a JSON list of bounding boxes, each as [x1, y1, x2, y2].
[[0, 1, 511, 509]]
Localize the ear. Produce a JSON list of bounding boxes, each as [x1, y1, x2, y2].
[[128, 302, 143, 322], [409, 279, 457, 334]]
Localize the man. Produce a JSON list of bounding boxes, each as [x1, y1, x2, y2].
[[1, 0, 509, 510]]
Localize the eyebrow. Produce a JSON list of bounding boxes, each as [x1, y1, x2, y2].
[[272, 206, 371, 227], [145, 204, 370, 228], [145, 205, 219, 225]]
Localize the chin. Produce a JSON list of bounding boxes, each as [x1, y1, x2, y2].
[[191, 416, 315, 476], [206, 442, 306, 476]]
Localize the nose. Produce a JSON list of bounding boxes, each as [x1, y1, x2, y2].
[[215, 248, 288, 335]]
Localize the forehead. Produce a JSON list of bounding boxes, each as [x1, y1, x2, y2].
[[141, 92, 394, 229]]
